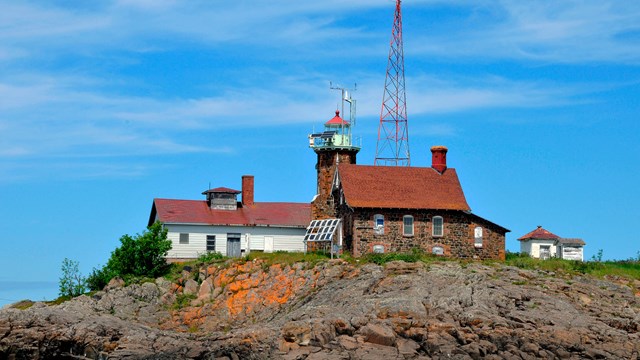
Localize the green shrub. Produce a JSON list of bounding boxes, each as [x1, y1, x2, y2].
[[361, 252, 421, 265], [197, 252, 225, 263], [86, 266, 115, 291], [107, 221, 171, 278], [87, 222, 172, 291]]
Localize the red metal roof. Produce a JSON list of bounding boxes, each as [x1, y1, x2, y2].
[[337, 164, 471, 210], [518, 226, 560, 241], [151, 199, 311, 227], [325, 110, 349, 126], [202, 187, 241, 194]]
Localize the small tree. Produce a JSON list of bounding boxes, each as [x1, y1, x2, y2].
[[87, 222, 171, 290], [59, 258, 86, 297]]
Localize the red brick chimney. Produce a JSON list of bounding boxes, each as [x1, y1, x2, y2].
[[242, 175, 254, 206], [430, 146, 448, 173]]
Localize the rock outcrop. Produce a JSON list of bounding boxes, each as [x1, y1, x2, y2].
[[1, 259, 639, 359]]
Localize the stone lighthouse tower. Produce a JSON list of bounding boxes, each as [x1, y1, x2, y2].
[[309, 102, 360, 219]]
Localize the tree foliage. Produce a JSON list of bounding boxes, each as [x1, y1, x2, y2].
[[87, 222, 172, 291], [59, 258, 86, 298]]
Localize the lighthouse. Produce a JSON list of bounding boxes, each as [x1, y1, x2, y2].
[[309, 92, 360, 219]]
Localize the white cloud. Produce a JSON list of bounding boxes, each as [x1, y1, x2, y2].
[[0, 0, 635, 182], [410, 1, 640, 63]]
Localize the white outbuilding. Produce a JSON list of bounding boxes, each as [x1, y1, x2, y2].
[[518, 225, 585, 261], [148, 175, 310, 261]]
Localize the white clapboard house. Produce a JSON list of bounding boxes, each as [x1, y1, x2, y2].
[[518, 226, 586, 261], [148, 175, 310, 260]]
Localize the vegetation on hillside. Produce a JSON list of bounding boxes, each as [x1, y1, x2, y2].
[[56, 222, 639, 304], [163, 247, 640, 284], [59, 258, 87, 298], [503, 251, 640, 280], [86, 221, 172, 290], [56, 222, 172, 299]]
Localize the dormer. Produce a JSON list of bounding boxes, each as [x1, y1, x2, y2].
[[202, 187, 241, 210]]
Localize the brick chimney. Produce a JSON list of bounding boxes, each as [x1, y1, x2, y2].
[[430, 146, 448, 173], [242, 175, 254, 206]]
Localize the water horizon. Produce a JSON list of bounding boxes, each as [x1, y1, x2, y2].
[[0, 280, 58, 308]]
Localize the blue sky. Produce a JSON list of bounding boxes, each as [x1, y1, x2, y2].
[[1, 0, 639, 306]]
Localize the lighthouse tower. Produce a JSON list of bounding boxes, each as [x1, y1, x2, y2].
[[309, 95, 360, 219]]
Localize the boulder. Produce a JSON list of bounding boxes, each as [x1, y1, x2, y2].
[[358, 323, 396, 347], [183, 279, 199, 296]]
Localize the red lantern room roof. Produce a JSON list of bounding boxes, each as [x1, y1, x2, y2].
[[325, 110, 349, 126]]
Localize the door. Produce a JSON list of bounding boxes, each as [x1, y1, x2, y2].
[[227, 233, 241, 257], [264, 236, 274, 253], [539, 245, 551, 260]]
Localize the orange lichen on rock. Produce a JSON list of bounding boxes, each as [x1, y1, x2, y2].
[[167, 259, 354, 332], [181, 307, 204, 325]]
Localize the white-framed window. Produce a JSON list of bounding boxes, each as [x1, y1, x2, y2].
[[374, 214, 384, 235], [373, 245, 385, 253], [474, 227, 483, 248], [432, 216, 444, 237], [179, 233, 189, 244], [206, 235, 216, 252], [403, 215, 414, 236]]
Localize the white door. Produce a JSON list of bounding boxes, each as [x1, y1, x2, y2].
[[264, 236, 274, 253]]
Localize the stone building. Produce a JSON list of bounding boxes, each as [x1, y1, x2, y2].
[[309, 111, 509, 260]]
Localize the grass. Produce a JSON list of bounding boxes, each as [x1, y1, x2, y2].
[[46, 295, 72, 306], [589, 260, 640, 280], [10, 300, 35, 310], [172, 293, 196, 310], [164, 252, 230, 282], [356, 248, 451, 266], [504, 252, 640, 280], [245, 250, 331, 267]]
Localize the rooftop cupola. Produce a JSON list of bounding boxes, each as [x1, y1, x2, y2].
[[202, 187, 241, 210]]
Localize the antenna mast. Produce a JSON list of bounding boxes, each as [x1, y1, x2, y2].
[[375, 0, 410, 166]]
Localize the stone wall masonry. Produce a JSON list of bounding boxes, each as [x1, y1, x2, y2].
[[339, 208, 505, 260], [311, 149, 357, 220]]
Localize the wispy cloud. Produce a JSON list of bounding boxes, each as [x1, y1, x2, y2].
[[411, 1, 640, 64], [1, 0, 636, 182]]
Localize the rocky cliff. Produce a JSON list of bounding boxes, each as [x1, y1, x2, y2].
[[1, 259, 639, 359]]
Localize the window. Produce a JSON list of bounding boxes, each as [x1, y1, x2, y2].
[[432, 246, 444, 255], [206, 235, 216, 252], [374, 214, 384, 235], [432, 216, 443, 237], [373, 245, 385, 253], [403, 215, 414, 236], [179, 233, 189, 244], [474, 227, 483, 248]]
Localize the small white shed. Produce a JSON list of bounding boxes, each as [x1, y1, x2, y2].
[[555, 238, 586, 261], [518, 226, 586, 261]]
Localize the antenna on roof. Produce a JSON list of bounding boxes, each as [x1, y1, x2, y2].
[[329, 82, 357, 126]]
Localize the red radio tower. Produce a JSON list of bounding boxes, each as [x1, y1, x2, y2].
[[375, 0, 410, 166]]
